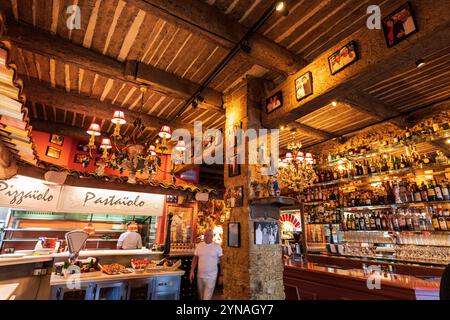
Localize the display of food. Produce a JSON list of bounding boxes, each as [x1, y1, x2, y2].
[[62, 258, 102, 278], [101, 263, 131, 275], [131, 258, 149, 272]]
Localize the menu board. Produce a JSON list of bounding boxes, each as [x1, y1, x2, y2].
[[0, 176, 165, 216]]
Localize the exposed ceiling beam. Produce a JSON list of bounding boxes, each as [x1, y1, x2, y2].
[[291, 122, 336, 140], [125, 0, 303, 75], [29, 119, 93, 142], [3, 20, 223, 111], [22, 78, 190, 132], [341, 91, 408, 127]]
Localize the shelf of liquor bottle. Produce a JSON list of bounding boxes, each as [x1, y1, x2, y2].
[[317, 129, 450, 169], [303, 200, 450, 210], [312, 165, 450, 188], [332, 253, 449, 267], [341, 241, 450, 247], [340, 229, 450, 234]]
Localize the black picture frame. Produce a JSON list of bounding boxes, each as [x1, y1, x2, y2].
[[295, 71, 313, 102], [328, 41, 359, 75], [265, 91, 283, 114], [382, 2, 418, 48], [254, 221, 280, 245], [45, 146, 61, 159], [49, 133, 64, 146], [227, 222, 240, 248], [228, 154, 241, 177]]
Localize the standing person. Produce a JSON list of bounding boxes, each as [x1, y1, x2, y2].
[[190, 230, 223, 300], [116, 222, 142, 250], [262, 227, 269, 244], [255, 224, 263, 244]]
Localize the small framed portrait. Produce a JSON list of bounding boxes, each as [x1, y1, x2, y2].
[[228, 154, 241, 177], [382, 2, 418, 48], [166, 195, 178, 203], [254, 221, 280, 245], [328, 41, 358, 75], [266, 91, 283, 114], [227, 222, 240, 248], [295, 72, 313, 101], [49, 133, 64, 146], [46, 146, 61, 159], [225, 186, 243, 208], [74, 153, 89, 164]]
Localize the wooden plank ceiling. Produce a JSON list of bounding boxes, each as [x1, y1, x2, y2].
[[0, 0, 448, 158]]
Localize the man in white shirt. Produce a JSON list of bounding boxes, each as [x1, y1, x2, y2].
[[116, 222, 142, 250], [189, 229, 223, 300]]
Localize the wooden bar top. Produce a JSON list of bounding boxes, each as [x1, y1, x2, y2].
[[284, 259, 441, 300]]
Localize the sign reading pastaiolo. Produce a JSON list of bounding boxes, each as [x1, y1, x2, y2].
[[0, 176, 165, 216]]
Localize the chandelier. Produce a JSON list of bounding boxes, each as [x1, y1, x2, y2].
[[84, 86, 178, 184], [277, 141, 317, 192]]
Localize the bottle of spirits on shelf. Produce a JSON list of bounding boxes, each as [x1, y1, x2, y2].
[[434, 180, 444, 201], [420, 182, 429, 202], [358, 213, 366, 231], [375, 212, 382, 230], [427, 180, 437, 202], [441, 179, 450, 200], [370, 212, 377, 230], [431, 207, 441, 231], [437, 207, 448, 231], [413, 182, 422, 202]]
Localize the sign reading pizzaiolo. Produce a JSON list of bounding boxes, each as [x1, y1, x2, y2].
[[0, 176, 165, 216]]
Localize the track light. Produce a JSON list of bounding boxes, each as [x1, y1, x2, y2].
[[240, 41, 251, 54], [196, 95, 204, 103], [192, 100, 198, 108], [275, 1, 289, 16]]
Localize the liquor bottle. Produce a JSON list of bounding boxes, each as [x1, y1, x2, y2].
[[441, 179, 450, 200], [398, 210, 407, 231], [406, 209, 415, 231], [381, 213, 388, 230], [434, 180, 444, 201], [407, 183, 415, 203], [413, 183, 422, 202], [431, 207, 440, 231], [437, 208, 448, 231], [370, 212, 376, 230], [427, 180, 437, 202], [420, 182, 429, 202], [444, 209, 450, 230], [375, 212, 382, 230], [392, 209, 400, 231], [359, 213, 366, 231]]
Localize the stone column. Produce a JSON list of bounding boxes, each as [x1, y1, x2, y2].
[[222, 76, 285, 300]]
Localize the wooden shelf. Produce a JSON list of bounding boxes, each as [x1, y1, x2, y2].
[[250, 196, 296, 207]]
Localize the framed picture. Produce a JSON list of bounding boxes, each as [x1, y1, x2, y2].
[[228, 154, 241, 177], [254, 221, 280, 245], [227, 222, 240, 248], [46, 146, 61, 159], [266, 91, 283, 114], [49, 133, 64, 146], [382, 2, 418, 48], [295, 72, 313, 101], [166, 195, 178, 203], [167, 205, 194, 244], [76, 142, 90, 152], [225, 186, 243, 208], [328, 41, 358, 75], [74, 153, 89, 164]]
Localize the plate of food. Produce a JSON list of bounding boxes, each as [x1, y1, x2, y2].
[[63, 258, 102, 278], [101, 263, 128, 275], [131, 258, 149, 273]]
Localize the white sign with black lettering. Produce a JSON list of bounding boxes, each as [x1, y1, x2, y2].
[[0, 176, 61, 211], [58, 185, 165, 216]]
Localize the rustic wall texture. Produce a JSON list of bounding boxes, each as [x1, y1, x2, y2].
[[223, 77, 285, 300]]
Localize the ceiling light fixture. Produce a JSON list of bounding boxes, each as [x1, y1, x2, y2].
[[331, 101, 338, 107], [416, 58, 426, 68]]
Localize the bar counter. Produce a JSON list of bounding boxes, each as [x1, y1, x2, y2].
[[284, 259, 441, 300]]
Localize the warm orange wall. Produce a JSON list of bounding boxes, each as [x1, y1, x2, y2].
[[32, 131, 73, 166]]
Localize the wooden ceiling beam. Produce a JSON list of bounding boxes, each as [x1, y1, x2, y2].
[[341, 91, 408, 127], [3, 20, 223, 111], [29, 119, 93, 142], [22, 78, 190, 132], [290, 122, 336, 140], [125, 0, 303, 75]]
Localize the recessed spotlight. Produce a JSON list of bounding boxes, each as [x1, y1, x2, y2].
[[331, 101, 337, 107], [416, 58, 426, 68], [446, 138, 450, 144]]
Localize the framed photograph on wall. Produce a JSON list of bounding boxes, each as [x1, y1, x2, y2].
[[46, 146, 61, 159], [228, 154, 241, 177], [382, 2, 418, 48], [254, 221, 280, 245], [74, 153, 89, 164], [266, 91, 283, 114], [295, 71, 313, 101], [49, 133, 64, 146], [227, 222, 240, 248], [166, 205, 194, 244], [328, 41, 358, 75], [225, 186, 243, 208]]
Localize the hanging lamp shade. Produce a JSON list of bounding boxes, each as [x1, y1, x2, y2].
[[158, 125, 172, 139], [100, 138, 112, 149], [175, 140, 186, 151], [86, 123, 101, 136], [296, 151, 305, 162], [285, 152, 293, 161], [111, 110, 126, 125]]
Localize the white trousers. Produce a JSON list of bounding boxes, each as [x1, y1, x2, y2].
[[197, 277, 217, 300]]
